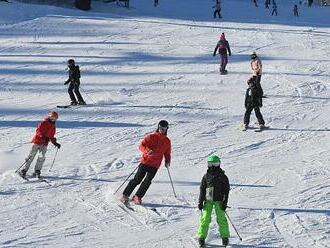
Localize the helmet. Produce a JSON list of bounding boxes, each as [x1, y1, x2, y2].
[[48, 111, 58, 120], [207, 155, 221, 167], [158, 120, 169, 129], [67, 59, 75, 66], [251, 52, 257, 60]]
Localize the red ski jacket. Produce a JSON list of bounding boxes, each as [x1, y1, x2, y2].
[[31, 118, 56, 146], [139, 131, 171, 169]]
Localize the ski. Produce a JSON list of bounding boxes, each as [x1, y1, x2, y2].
[[57, 105, 71, 108], [57, 104, 90, 109], [16, 171, 29, 181], [254, 126, 270, 132]]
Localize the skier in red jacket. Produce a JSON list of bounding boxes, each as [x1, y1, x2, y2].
[[120, 120, 171, 205], [18, 111, 61, 179]]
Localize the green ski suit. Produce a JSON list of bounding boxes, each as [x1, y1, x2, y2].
[[197, 167, 230, 240]]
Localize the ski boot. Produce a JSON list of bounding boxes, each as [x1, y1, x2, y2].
[[198, 238, 205, 248], [32, 170, 41, 179], [70, 101, 78, 106], [18, 169, 27, 179], [119, 194, 129, 204], [222, 237, 229, 246], [132, 195, 142, 205], [78, 100, 86, 105]]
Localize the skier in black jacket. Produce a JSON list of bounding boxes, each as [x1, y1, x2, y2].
[[243, 77, 265, 130], [64, 59, 86, 105], [197, 155, 230, 247]]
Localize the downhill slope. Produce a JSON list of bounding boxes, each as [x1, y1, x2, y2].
[[0, 0, 329, 247]]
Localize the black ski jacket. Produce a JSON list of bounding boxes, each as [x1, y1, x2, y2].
[[65, 65, 81, 85], [199, 167, 230, 206], [245, 80, 263, 108]]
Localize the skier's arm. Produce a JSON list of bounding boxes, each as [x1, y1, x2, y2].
[[198, 176, 207, 206], [213, 44, 219, 56], [164, 140, 171, 164], [138, 135, 153, 154], [227, 42, 232, 56]]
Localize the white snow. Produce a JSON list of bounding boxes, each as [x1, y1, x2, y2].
[[0, 0, 329, 247]]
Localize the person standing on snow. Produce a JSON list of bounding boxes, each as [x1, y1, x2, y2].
[[18, 112, 61, 179], [293, 4, 299, 16], [243, 77, 265, 130], [271, 2, 278, 16], [120, 120, 171, 205], [197, 155, 230, 248], [64, 59, 86, 106], [213, 33, 232, 75], [250, 52, 264, 97], [213, 0, 222, 19]]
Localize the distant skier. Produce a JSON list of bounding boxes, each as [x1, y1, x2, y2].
[[213, 33, 232, 75], [197, 155, 230, 248], [18, 112, 61, 179], [64, 59, 86, 105], [213, 0, 222, 19], [120, 120, 171, 205], [308, 0, 313, 7], [250, 52, 263, 97], [271, 2, 278, 16], [243, 77, 265, 130], [154, 0, 158, 7], [253, 0, 258, 7], [293, 4, 299, 16]]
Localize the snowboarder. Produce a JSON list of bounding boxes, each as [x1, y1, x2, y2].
[[120, 120, 171, 205], [271, 2, 278, 16], [250, 52, 263, 97], [197, 155, 230, 248], [213, 0, 222, 18], [213, 33, 232, 75], [243, 77, 265, 130], [64, 59, 86, 106], [18, 111, 61, 179], [293, 4, 299, 16]]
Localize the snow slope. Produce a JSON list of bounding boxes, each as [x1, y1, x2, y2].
[[0, 0, 329, 247]]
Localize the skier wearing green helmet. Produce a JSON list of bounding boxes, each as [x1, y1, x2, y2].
[[197, 155, 230, 247]]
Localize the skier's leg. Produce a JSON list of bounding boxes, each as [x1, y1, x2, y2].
[[213, 10, 217, 18], [215, 202, 230, 239], [254, 106, 265, 125], [134, 166, 158, 198], [34, 145, 47, 174], [223, 55, 228, 71], [22, 144, 39, 173], [220, 54, 225, 73], [244, 105, 253, 126], [73, 84, 85, 103], [197, 201, 213, 240], [123, 164, 147, 197], [68, 83, 77, 103]]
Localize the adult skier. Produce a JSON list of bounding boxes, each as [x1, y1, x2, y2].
[[213, 33, 232, 75], [197, 155, 230, 248], [213, 0, 222, 18], [120, 120, 171, 205], [243, 77, 265, 130], [64, 59, 86, 105], [293, 4, 299, 16], [18, 111, 61, 179], [250, 52, 263, 96]]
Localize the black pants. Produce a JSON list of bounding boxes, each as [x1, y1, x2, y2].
[[123, 164, 158, 198], [213, 10, 221, 18], [244, 105, 265, 126], [68, 83, 84, 103]]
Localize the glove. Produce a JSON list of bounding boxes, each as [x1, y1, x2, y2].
[[198, 202, 204, 211], [54, 142, 61, 149], [165, 162, 170, 168], [146, 149, 153, 155]]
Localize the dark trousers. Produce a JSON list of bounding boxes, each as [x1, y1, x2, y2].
[[213, 10, 222, 18], [123, 164, 158, 198], [272, 9, 278, 16], [68, 83, 84, 103], [220, 54, 228, 73], [244, 105, 265, 126]]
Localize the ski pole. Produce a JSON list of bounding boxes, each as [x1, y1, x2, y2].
[[225, 211, 243, 241], [48, 148, 59, 172], [80, 86, 96, 105], [166, 167, 177, 198], [113, 166, 138, 195], [15, 160, 27, 173]]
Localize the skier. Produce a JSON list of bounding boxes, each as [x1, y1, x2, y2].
[[293, 4, 299, 16], [154, 0, 158, 7], [213, 0, 222, 18], [213, 33, 232, 75], [271, 2, 278, 16], [243, 77, 265, 130], [18, 111, 61, 179], [250, 52, 263, 97], [64, 59, 86, 106], [120, 120, 171, 205], [197, 155, 230, 248]]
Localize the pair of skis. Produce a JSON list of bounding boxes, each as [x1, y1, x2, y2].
[[16, 171, 52, 186]]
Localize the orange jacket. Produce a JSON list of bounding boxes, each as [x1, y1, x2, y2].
[[31, 118, 56, 146], [139, 131, 171, 169]]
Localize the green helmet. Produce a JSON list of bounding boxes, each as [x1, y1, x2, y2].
[[207, 155, 221, 167]]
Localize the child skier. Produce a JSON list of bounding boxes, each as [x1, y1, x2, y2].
[[120, 120, 171, 205], [197, 155, 230, 248], [213, 0, 222, 18], [64, 59, 86, 105], [18, 111, 61, 179], [213, 33, 232, 75], [250, 52, 264, 97], [243, 77, 265, 130]]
